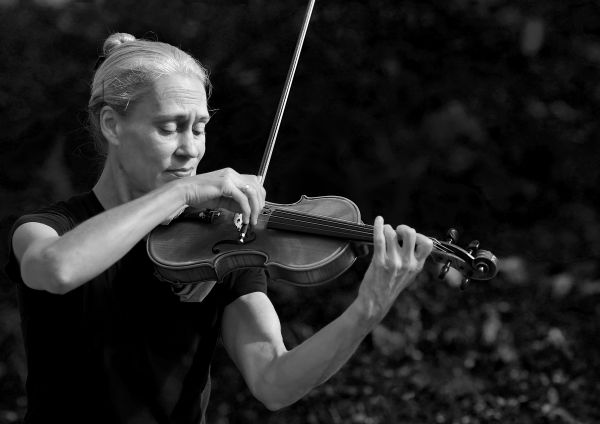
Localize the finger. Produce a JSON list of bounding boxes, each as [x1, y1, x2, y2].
[[372, 216, 385, 264], [249, 175, 266, 211], [248, 175, 266, 206], [241, 183, 261, 226], [383, 224, 399, 263], [259, 185, 267, 206], [241, 175, 266, 223], [414, 233, 434, 262], [396, 224, 416, 262], [222, 180, 252, 225]]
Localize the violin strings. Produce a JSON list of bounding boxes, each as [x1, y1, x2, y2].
[[267, 217, 372, 241], [267, 214, 454, 256], [265, 210, 455, 254], [271, 208, 367, 229], [259, 209, 452, 250], [256, 210, 367, 234], [268, 209, 374, 240], [263, 208, 442, 247], [273, 209, 371, 235], [250, 209, 455, 256]]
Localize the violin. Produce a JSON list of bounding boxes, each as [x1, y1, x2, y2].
[[147, 196, 498, 290], [146, 0, 499, 289]]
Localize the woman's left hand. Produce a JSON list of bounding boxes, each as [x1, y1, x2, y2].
[[356, 216, 433, 321]]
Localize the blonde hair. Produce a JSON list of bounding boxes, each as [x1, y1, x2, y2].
[[88, 33, 211, 154]]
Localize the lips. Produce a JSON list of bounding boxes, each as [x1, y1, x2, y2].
[[166, 168, 195, 178]]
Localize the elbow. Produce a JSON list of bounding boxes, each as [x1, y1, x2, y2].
[[21, 249, 76, 295], [254, 392, 288, 412], [264, 402, 286, 412], [24, 265, 74, 295], [250, 373, 300, 412], [258, 389, 291, 412], [41, 258, 76, 295], [45, 276, 73, 295]]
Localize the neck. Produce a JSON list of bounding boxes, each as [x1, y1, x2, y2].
[[92, 154, 137, 210]]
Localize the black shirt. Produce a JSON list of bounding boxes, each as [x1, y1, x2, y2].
[[5, 191, 267, 424]]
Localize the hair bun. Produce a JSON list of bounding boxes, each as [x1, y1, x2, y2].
[[103, 33, 136, 56]]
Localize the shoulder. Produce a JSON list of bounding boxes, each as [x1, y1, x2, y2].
[[11, 191, 102, 237], [5, 192, 102, 284]]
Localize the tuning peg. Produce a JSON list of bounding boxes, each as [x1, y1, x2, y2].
[[446, 228, 459, 244], [460, 277, 470, 291], [438, 228, 457, 280], [438, 260, 451, 280], [467, 240, 480, 255]]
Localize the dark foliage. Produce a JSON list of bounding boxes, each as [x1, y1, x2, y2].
[[1, 0, 599, 423]]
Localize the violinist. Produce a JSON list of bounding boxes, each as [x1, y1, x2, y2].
[[5, 33, 433, 424]]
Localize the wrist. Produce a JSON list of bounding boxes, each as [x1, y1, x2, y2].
[[347, 294, 383, 334], [144, 180, 189, 226], [161, 178, 191, 207]]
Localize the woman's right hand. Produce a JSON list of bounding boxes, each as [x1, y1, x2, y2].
[[179, 168, 266, 226]]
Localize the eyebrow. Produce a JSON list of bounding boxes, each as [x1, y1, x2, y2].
[[153, 113, 211, 123]]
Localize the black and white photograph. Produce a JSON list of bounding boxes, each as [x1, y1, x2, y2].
[[0, 1, 599, 423]]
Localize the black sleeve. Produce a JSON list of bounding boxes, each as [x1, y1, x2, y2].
[[4, 204, 76, 285], [218, 268, 268, 306]]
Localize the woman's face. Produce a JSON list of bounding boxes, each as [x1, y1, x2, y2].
[[110, 73, 209, 194]]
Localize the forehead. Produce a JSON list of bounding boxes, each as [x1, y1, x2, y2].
[[137, 74, 208, 117]]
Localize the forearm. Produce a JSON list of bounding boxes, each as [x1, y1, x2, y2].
[[258, 296, 378, 410], [224, 219, 432, 411], [21, 181, 186, 293]]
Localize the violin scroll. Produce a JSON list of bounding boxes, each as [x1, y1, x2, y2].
[[430, 228, 499, 290]]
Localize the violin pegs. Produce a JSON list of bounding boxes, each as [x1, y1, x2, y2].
[[467, 240, 480, 255], [446, 228, 459, 244], [460, 277, 470, 291], [438, 260, 451, 280]]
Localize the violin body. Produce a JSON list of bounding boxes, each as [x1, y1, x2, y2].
[[147, 195, 364, 286]]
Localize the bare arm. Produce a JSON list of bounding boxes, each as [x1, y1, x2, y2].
[[13, 182, 187, 294], [221, 217, 433, 410], [12, 168, 265, 294]]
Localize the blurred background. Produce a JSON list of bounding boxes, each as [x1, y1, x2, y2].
[[1, 0, 599, 423]]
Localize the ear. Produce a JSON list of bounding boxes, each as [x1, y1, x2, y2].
[[99, 105, 122, 147]]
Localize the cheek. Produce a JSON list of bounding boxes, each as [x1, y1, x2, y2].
[[129, 136, 175, 168], [147, 142, 174, 164]]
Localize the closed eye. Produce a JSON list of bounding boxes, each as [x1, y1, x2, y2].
[[193, 124, 206, 137], [160, 123, 178, 135], [157, 121, 207, 136]]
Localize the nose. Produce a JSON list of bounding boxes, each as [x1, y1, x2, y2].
[[175, 129, 205, 160]]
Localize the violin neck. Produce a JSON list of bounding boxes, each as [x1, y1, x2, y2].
[[265, 208, 448, 256]]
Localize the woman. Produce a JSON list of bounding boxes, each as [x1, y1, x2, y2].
[[6, 33, 433, 423]]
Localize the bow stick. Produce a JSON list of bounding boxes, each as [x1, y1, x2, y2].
[[258, 0, 316, 186]]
